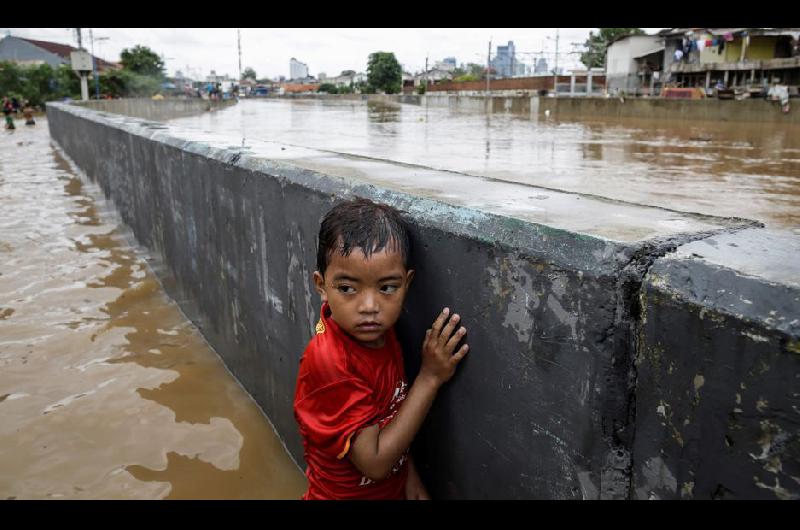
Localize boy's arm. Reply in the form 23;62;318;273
349;308;468;481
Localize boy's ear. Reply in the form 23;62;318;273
312;271;328;302
406;269;415;286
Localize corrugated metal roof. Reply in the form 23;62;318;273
659;28;800;38
633;46;666;59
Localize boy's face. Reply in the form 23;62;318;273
313;244;414;349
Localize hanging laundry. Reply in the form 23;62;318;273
705;39;713;47
674;49;684;61
698;40;706;51
724;32;734;42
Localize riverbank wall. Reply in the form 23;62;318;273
46;99;799;499
270;92;798;123
72;97;236;121
538;96;799;124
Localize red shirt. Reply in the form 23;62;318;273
294;302;409;500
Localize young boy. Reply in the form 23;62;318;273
293;197;470;500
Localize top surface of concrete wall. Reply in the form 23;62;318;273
647;228;800;336
667;228;800;288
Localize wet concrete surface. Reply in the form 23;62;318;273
168;99;800;231
0;121;306;499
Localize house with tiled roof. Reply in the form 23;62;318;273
0;35;120;72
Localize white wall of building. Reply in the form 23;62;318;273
606;35;662;92
290;58;309;80
606;35;661;75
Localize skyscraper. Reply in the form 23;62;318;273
290;57;309;80
491;41;516;78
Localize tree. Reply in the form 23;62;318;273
0;62;81;106
120;45;165;77
454;73;480;83
317;83;338;94
580;28;646;69
102;69;161;97
242;67;257;81
366;52;401;94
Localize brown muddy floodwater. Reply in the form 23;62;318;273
0;120;306;499
168;99;800;231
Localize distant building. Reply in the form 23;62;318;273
534;57;549;75
329;70;355;88
0;35;119;71
659;28;800;90
605;34;663;94
290;57;309;80
491;41;518;78
436;57;457;71
514;62;530;77
415;68;453;87
318;72;327;81
206;70;234;84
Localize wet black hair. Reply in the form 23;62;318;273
316;197;411;276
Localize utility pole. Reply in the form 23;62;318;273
425;54;428;89
73;28;88;101
554;28;560;93
237;29;242;81
486;38;492;94
90;29;98;100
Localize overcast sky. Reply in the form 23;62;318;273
3;28;662;80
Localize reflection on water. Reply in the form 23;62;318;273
367;100;402;123
0;122;306;499
169;99;800;229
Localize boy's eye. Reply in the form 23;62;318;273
380;285;399;293
337;285;355;294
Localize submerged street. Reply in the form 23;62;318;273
0;121;306;499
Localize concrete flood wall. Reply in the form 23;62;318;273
46;101;798;499
73;98;236;121
540;96;800;124
634;230;800;499
272;93;797;123
275;93;800;124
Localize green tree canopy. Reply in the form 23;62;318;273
454;73;480;83
120;45;165;77
242;67;257;80
317;82;338;94
0;61;81;106
580;28;646;68
366;52;401;94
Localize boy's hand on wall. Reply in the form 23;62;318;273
419;308;469;387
